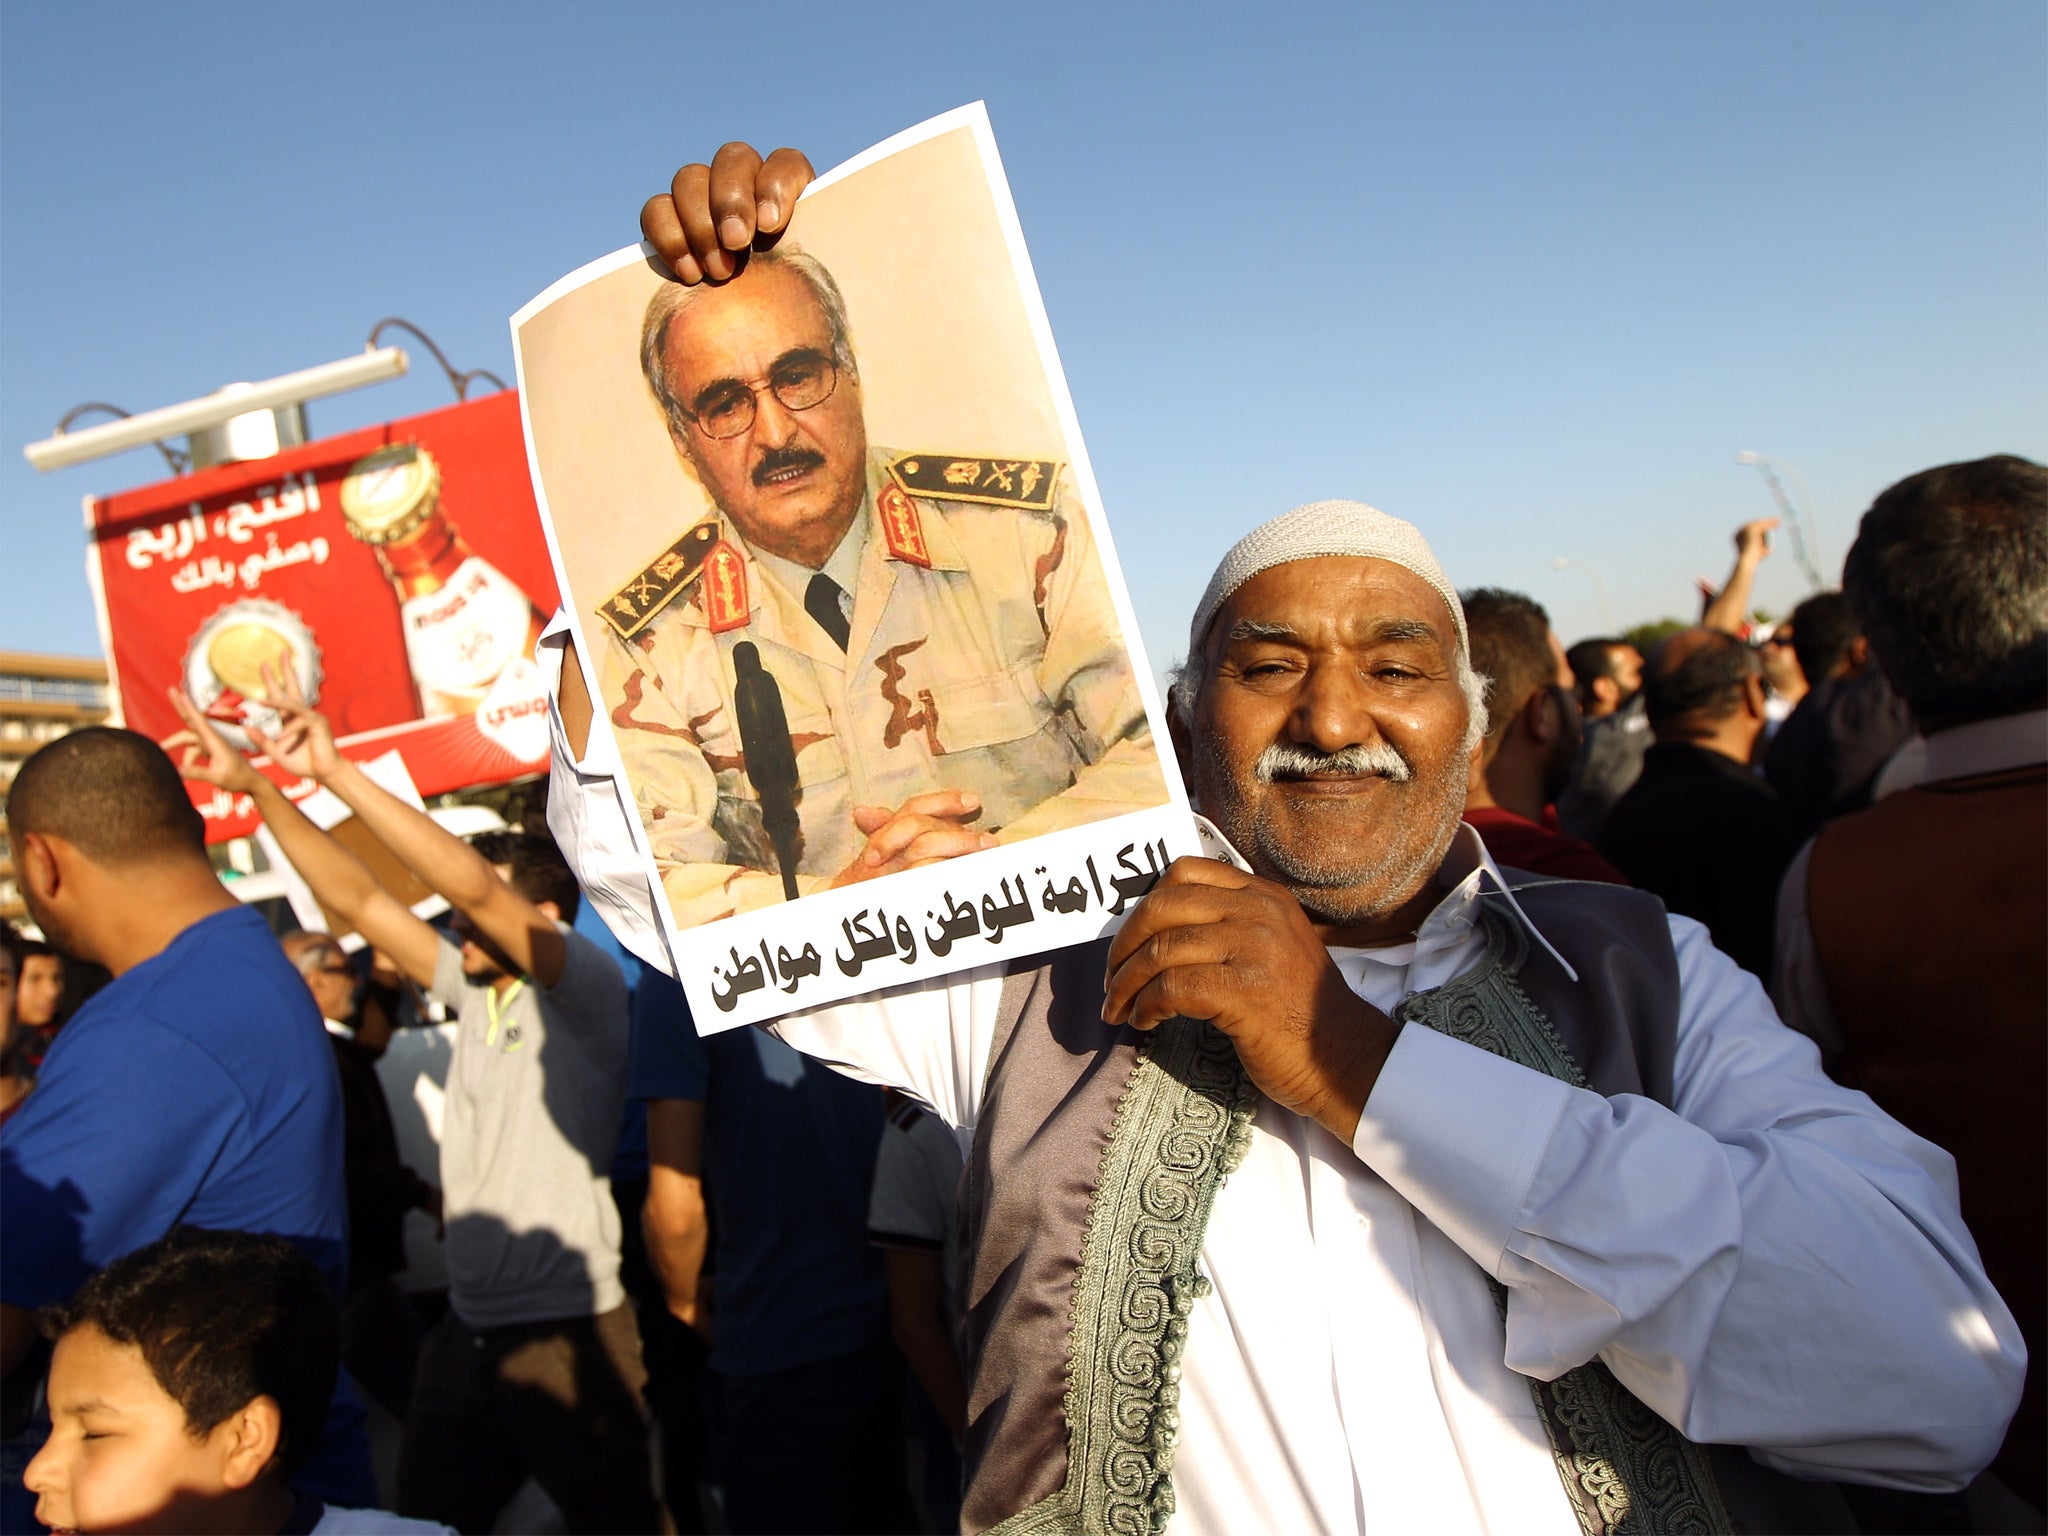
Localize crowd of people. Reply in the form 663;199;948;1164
0;143;2041;1536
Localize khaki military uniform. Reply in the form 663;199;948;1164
597;448;1166;929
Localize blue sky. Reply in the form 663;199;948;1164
3;1;2043;679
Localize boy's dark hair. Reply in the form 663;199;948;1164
1842;454;2048;731
4;933;53;967
468;829;581;921
38;1227;337;1477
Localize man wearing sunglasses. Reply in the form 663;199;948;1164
584;241;1167;933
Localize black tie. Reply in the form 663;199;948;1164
804;573;851;651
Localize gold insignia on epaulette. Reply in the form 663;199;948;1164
889;454;1061;512
598;521;721;640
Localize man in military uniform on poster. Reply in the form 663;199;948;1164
592;213;1165;929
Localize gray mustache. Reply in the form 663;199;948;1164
1255;740;1412;784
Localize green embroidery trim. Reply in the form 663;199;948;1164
986;1016;1255;1536
1538;1364;1734;1535
1395;904;1735;1536
1399;903;1588;1088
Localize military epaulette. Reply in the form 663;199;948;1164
598;520;721;640
888;453;1062;513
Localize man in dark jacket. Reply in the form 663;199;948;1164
1763;589;1916;836
282;931;437;1419
1597;629;1801;977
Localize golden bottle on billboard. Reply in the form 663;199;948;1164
340;443;547;718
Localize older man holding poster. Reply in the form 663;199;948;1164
545;137;2025;1535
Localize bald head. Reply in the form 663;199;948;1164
282;931;355;1025
281;931;343;974
6;728;207;868
1644;628;1761;735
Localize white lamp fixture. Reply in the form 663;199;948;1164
23;347;409;473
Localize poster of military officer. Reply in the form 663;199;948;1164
514;105;1189;1029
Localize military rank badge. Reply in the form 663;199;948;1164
701;539;752;633
878;484;933;568
890;453;1061;513
599;520;722;640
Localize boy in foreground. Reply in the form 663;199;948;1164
24;1226;449;1535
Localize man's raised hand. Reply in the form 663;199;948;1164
642;143;815;285
1733;516;1780;563
1102;858;1401;1144
830;790;999;888
163;688;265;795
245;660;342;781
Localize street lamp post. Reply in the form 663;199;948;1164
23;347;410;474
1734;451;1826;590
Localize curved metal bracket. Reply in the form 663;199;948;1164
54;402;189;476
366;319;510;403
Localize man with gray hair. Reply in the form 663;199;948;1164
543;152;2028;1535
560;428;2020;1536
583;241;1167;935
1773;453;2047;1522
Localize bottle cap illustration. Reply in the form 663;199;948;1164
340;443;442;545
180;598;324;749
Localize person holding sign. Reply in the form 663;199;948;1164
166;675;658;1536
547;144;2024;1536
593;228;1167;931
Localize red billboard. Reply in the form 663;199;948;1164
87;390;559;842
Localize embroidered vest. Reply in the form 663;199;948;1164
956;873;1856;1536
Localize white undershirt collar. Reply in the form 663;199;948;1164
1193;815;1579;983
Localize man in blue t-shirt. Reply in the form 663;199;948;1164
634;967;917;1534
0;728;372;1520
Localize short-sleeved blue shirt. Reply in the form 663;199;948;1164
1;904;371;1505
628;968;887;1377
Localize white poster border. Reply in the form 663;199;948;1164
511;103;1197;1031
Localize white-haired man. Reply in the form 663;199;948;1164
540;151;2025;1535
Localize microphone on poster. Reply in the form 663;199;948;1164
731;641;804;902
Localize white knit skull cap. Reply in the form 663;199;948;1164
1188;499;1468;663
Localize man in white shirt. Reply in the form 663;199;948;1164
541;151;2025;1535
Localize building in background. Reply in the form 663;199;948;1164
1;651;112;921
